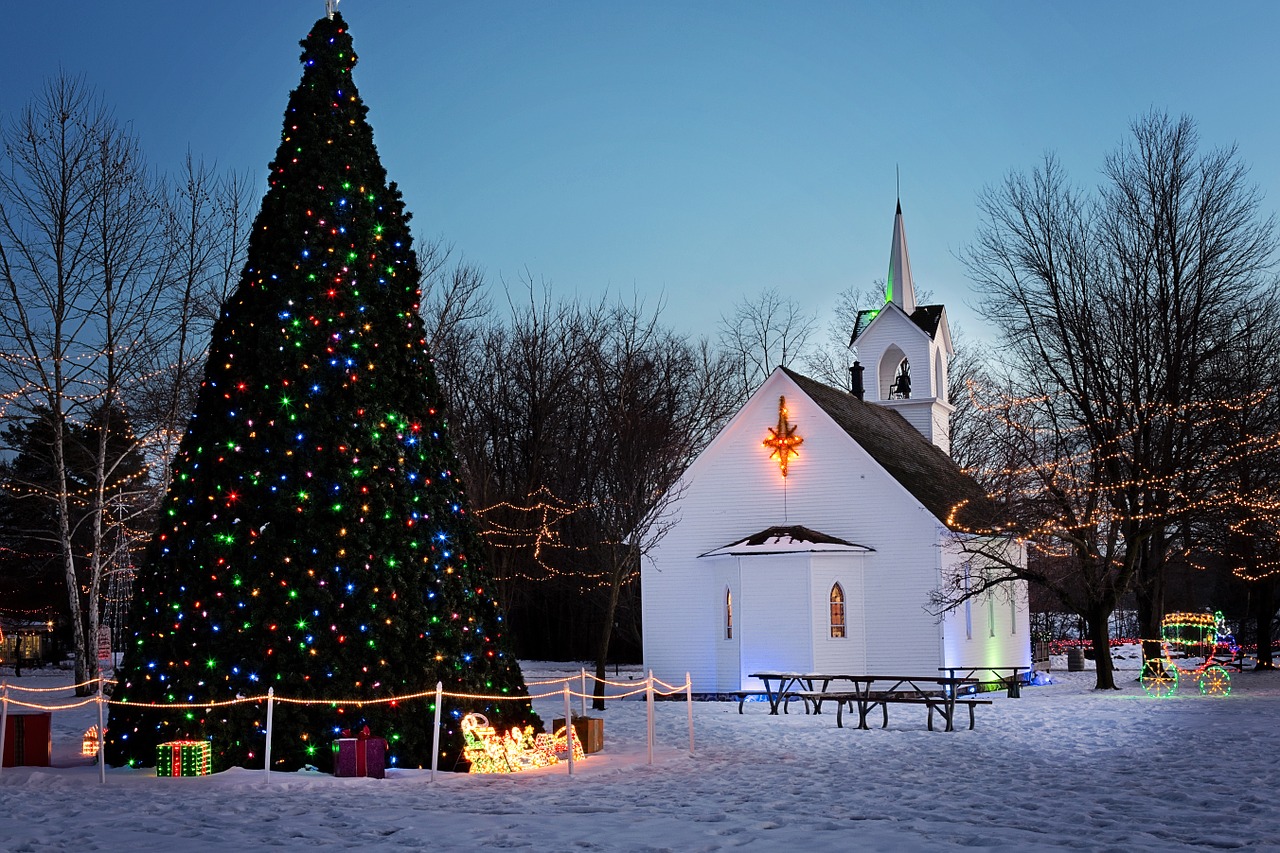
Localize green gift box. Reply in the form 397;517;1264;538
157;740;211;776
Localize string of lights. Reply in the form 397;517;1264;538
100;12;540;774
4;680;654;711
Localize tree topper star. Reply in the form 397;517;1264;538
763;395;803;477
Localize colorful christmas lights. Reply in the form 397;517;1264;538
106;11;536;774
460;712;560;773
156;740;211;776
1140;611;1235;698
82;725;101;758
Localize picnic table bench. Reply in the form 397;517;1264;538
828;692;993;730
747;672;982;731
940;666;1030;698
731;690;805;714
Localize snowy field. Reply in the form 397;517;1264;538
2;651;1279;851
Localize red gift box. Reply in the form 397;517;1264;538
333;726;387;779
3;712;52;767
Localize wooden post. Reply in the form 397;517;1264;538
646;670;655;765
686;672;694;756
564;684;574;777
97;676;106;784
430;681;442;782
264;687;275;783
0;682;8;781
580;667;588;717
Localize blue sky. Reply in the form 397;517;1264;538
8;2;1280;344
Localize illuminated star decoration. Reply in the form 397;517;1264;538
763;395;803;477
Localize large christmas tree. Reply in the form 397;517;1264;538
107;11;535;772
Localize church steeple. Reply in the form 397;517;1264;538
885;200;916;316
850;201;954;455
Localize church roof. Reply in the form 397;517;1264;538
850;303;945;345
779;366;1002;532
699;525;874;558
909;304;945;338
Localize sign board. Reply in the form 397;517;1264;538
97;625;112;663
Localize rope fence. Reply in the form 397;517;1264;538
0;668;695;785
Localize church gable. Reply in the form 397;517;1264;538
780;367;997;532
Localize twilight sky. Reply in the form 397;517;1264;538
7;1;1279;344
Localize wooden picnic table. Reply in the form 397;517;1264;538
940;666;1029;698
746;672;814;715
746;672;979;731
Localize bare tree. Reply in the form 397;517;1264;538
443;278;603;627
952;112;1278;689
718;287;815;401
1189;294;1280;667
0;75;170;688
132;157;253;468
578;299;737;707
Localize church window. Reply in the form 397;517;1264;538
725;588;733;640
830;583;846;639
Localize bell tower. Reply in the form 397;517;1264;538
849;202;955;455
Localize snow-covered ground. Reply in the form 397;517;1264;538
2;651;1278;851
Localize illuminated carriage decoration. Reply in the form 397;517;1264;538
1140;611;1239;698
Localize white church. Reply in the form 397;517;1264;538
641;204;1030;692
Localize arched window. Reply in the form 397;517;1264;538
877;345;909;400
934;348;947;401
830;583;846;639
725;588;733;640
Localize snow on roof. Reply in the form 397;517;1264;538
699;524;874;558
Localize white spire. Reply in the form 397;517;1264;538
885;200;916;315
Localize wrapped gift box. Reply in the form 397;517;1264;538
157;740;211;776
553;716;603;754
333;728;387;779
2;712;51;767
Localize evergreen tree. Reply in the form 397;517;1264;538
107;12;535;772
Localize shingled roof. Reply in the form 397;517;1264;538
780;366;1001;533
850;303;945;345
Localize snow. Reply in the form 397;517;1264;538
2;653;1279;851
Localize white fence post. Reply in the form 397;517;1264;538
430;681;442;782
564;684;574;777
0;682;8;781
97;676;106;784
646;670;655;766
264;687;275;783
686;672;694;756
580;667;588;717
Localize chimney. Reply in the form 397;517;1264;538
850;361;865;400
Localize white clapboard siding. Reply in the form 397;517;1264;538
642;368;1029;691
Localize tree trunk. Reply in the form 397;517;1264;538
1252;578;1277;670
1087;611;1119;690
592;569;624;712
51;424;91;691
1132;533;1166;676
